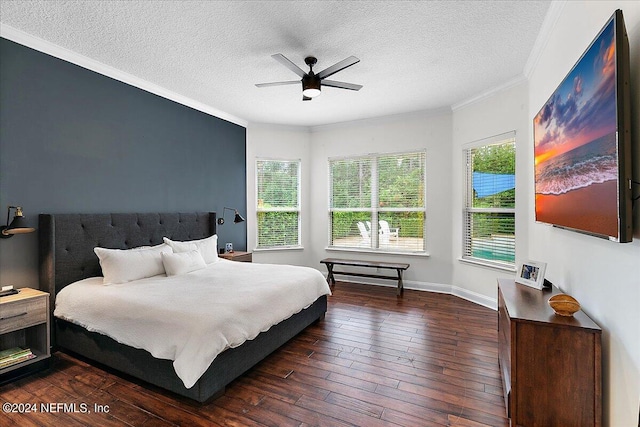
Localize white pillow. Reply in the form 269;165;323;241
163;235;219;264
94;243;172;285
161;250;207;276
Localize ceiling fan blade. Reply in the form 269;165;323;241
322;80;363;91
271;53;307;78
303;95;312;101
255;81;300;88
317;56;360;79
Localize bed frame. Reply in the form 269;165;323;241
38;212;327;402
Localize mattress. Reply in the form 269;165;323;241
54;259;331;388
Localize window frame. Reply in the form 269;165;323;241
328;150;427;254
255;158;302;250
462;132;516;270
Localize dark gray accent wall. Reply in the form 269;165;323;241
0;38;247;286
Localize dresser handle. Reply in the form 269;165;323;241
0;312;27;321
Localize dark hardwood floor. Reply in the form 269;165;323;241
0;282;508;426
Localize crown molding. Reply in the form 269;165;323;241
310;107;452;133
451;1;566;112
0;24;248;128
451;74;527;111
246;122;310;132
524;0;567;78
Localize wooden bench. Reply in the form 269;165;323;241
320;258;410;296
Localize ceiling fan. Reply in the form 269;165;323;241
256;54;363;101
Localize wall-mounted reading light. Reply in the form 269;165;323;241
0;206;36;238
217;207;245;225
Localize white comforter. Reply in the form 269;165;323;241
54;259;331;388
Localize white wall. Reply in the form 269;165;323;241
246;124;312;267
247;3;640;423
527;2;640;425
450;81;530;306
308;111;455;292
247;111;457;293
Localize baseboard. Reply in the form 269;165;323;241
333;275;497;310
449;285;497;310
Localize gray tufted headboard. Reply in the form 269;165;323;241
39;212;216;319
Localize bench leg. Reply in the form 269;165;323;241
325;263;336;286
396;269;404;296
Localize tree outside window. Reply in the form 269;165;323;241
256;159;300;248
329;151;426;252
463;135;516;267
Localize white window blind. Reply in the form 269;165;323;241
329;151;426;252
256;159;300;248
330;158;372;210
463;135;515;267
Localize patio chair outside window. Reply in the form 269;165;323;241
329;151;426;252
379;220;399;245
357;221;370;245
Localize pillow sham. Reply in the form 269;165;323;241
161;250;207;276
94;243;171;285
163;234;218;264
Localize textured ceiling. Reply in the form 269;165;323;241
0;1;552;127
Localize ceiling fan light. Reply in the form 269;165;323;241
302;87;321;98
302;73;321;98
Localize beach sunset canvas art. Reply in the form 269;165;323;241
533;12;630;241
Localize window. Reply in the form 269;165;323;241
329;151;426;252
256;159;300;248
463;134;515;268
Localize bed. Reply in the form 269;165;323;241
38;212;329;402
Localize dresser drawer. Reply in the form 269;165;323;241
0;296;47;334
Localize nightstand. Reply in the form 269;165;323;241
0;288;51;385
219;251;252;262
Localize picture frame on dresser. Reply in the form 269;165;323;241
515;260;547;290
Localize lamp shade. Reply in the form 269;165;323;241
6;215;35;234
0;206;36;238
233;211;246;223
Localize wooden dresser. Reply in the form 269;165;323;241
497;278;601;427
